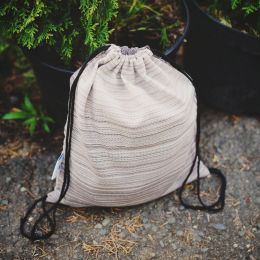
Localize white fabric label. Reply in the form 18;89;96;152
51;153;65;180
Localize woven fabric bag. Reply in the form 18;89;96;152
20;44;226;240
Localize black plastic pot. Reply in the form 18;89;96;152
184;0;260;114
23;0;190;127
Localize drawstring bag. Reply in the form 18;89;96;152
20;44;226;241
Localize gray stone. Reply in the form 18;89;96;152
119;231;127;239
198;231;204;236
176;230;183;236
255;176;260;186
201;248;209;253
171;243;177;250
192;231;202;242
142;217;148;223
20;187;27;192
168;217;176;224
254;197;260;205
102;217;111;226
131;233;139;239
1;199;8;205
51;234;59;239
238;230;245;237
99;229;108;235
151;225;158;232
149;252;156;258
209;223;226;231
94;223;102;229
179;206;185;211
5;177;11;184
159;240;165;248
144;223;151;229
255;231;260;241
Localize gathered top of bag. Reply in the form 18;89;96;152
20;44;226;241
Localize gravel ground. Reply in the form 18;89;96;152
0;107;259;260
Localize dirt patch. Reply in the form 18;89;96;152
0;106;259;259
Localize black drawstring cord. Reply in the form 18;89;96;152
20;45;110;241
178;104;226;212
151;47;226;212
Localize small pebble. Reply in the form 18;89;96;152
20;187;27;192
151;226;158;232
131;233;139;239
102;218;110;227
159;240;165;248
5;177;11;184
168;217;176;224
198;231;204;236
176;230;183;236
119;231;127;239
172;243;177;250
142;217;148;223
255;231;260;240
201;248;208;253
168;206;176;213
254;197;260;205
144;224;151;229
115;224;123;230
233;243;238;248
94;223;102;229
99;229;108;235
255;176;260;186
150;252;156;258
209;223;226;231
1;200;8;205
238;230;245;237
192;231;202;242
168;200;174;207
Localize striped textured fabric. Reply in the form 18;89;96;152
47;44;210;207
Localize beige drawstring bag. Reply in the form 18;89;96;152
20;44;226;240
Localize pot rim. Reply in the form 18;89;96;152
191;0;260;41
26;0;190;74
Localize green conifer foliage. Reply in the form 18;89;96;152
0;0;118;63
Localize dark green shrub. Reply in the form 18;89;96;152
1;95;54;135
207;0;260;36
0;0;118;63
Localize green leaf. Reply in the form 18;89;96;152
1;111;30;120
42;122;50;133
42;116;55;123
23;117;37;125
23;95;37;115
23;117;37;135
29;121;37;136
